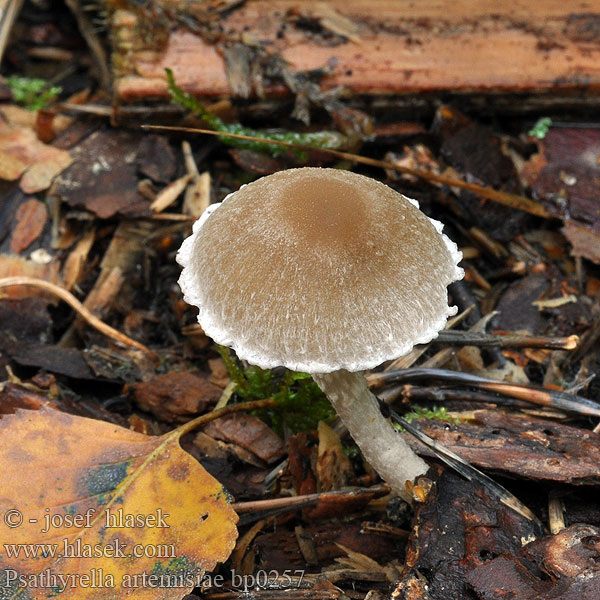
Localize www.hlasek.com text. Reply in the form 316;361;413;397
3;538;176;560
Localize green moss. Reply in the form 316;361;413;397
217;347;334;434
394;405;461;431
165;68;348;159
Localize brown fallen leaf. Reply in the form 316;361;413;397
10;198;48;253
0;407;238;599
0;121;72;192
203;412;285;464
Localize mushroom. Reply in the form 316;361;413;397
177;167;463;500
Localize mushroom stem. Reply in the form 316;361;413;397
312;369;428;501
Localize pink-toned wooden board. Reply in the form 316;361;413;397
112;0;600;101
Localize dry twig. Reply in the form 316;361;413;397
0;276;157;360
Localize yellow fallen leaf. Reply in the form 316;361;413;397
0;407;238;598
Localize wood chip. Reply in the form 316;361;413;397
183;171;211;218
61;228;95;291
150;173;192;212
533;295;578;310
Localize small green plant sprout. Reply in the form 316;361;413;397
528;117;552;140
217;346;334;435
165;68;348;159
5;75;61;111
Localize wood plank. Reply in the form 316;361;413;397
111;0;600;101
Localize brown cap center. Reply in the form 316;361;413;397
278;175;367;248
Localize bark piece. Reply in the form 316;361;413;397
407;410;600;485
391;470;544;600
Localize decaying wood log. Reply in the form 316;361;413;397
110;0;600;103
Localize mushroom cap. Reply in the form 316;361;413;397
177;167;463;373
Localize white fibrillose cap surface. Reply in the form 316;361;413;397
177;167;464;373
